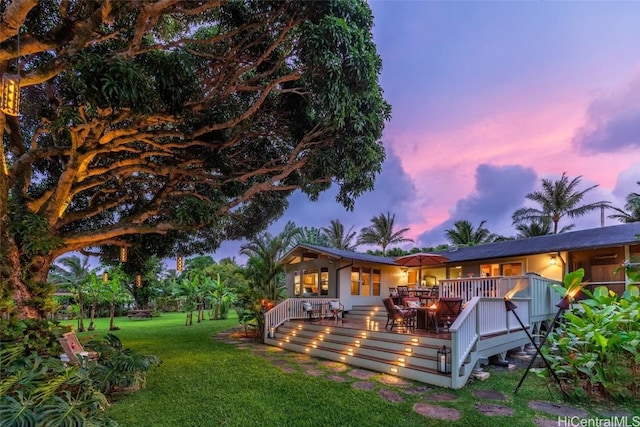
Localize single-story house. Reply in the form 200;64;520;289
280;222;640;310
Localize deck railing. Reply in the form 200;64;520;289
263;298;340;339
440;274;560;323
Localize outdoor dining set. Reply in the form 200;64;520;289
384;286;463;333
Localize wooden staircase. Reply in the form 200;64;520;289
264;305;475;388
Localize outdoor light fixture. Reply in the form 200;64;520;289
0;74;19;116
268;325;275;339
176;255;184;272
505;294;567;397
102;272;109;284
437;345;451;374
549;256;557;266
135;274;142;288
514;293;573;398
119;247;127;262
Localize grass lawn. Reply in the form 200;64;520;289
64;312;637;427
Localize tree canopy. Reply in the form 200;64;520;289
0;0;390;319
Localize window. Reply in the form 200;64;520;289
351;267;360;295
501;262;523;276
294;271;301;296
320;268;329;295
361;268;371;296
303;268;318;296
372;269;381;296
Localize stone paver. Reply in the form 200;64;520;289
320;361;348;372
280;366;297;373
352;381;376;391
378;374;411;387
533;418;560;427
428;393;457;402
474;403;515;417
472;389;508;401
402;386;432;395
528;401;589;418
304;368;324;377
327;374;347;382
379;389;405;403
413;403;461;421
347;369;377;380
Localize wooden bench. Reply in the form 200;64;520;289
127;309;153;319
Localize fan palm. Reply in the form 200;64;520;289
512;172;610;234
321;219;358;250
445;220;497;246
609;181;640;223
357;212;413;256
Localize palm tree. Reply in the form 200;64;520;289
49;256;92;332
609;181;640;223
321;219;358;250
515;218;554;238
240;222;301;335
240;221;300;301
357;212;414;256
295;226;331;247
445;220;496;246
512;172;610;234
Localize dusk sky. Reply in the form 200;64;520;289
215;1;640;262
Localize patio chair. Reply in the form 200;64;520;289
397;285;410;297
58;331;99;365
328;300;344;323
382;298;415;331
302;301;320;322
433;297;463;333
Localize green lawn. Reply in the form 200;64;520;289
65;313;636;427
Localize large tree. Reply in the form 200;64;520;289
0;0;390;319
357;211;413;256
512;173;609;234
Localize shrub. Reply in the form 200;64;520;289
542;281;640;401
0;322;161;426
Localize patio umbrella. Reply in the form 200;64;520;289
395;253;448;287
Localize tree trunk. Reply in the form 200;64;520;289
5;244;53;319
77;293;85;332
109;303;116;330
88;302;96;331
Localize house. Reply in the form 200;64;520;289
268;222;640;388
280;222;640;310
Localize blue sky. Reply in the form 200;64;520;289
214;1;640;263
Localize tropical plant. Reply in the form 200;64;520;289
2;0;390;321
444;220;497;246
86;334;162;395
205;274;238;321
541;279;640;400
48;256;92;332
321;219;358;250
240;222;301;335
512;172;610;234
172;275;202;326
357;212;413;256
103;267;133;331
295;227;331;247
609;181;640;223
84;272;108;331
515;218;553;238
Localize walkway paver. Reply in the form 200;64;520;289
413;403;461;421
